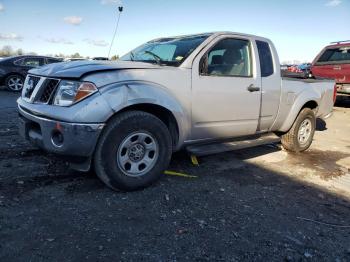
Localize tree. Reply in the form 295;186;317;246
1;45;13;57
16;48;23;55
71;52;82;58
111;55;119;61
55;53;66;58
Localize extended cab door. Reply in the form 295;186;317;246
191;35;261;140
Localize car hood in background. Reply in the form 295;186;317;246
29;60;162;79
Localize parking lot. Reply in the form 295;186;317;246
0;89;350;261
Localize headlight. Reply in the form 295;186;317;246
53;81;98;106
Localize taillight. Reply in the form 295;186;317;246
333;84;337;104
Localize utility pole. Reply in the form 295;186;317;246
107;5;123;60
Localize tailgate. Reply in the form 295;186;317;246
312;64;350;84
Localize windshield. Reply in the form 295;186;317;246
120;34;211;66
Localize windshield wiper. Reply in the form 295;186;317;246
144;51;162;65
130;51;135;61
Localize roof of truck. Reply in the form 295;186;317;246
150;31;270;42
327;43;350;48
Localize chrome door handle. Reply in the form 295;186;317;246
247;84;260;92
333;66;341;70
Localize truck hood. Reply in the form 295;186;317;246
29;60;162;79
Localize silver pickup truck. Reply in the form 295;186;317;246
17;32;335;191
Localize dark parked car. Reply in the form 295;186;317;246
0;55;63;92
92;57;109;61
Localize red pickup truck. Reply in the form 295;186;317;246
311;41;350;96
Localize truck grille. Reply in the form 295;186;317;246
24;76;41;99
36;79;60;103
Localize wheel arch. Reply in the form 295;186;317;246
117;103;180;149
100;82;188;150
279;99;319;133
4;72;26;80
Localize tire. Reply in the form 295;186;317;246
281;108;316;153
94;110;172;191
5;74;24;92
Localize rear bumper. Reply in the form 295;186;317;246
18;105;105;157
336;84;350;95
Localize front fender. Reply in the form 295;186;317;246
99;80;188;148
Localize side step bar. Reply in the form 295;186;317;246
186;133;281;157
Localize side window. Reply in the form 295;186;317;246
201;38;252;77
256;40;274;77
23;58;43;67
46;58;62;64
13;59;24;66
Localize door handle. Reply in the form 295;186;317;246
247;84;260;92
333;66;341;70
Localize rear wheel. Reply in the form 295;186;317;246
5;74;24;92
281;108;316;152
94;110;172;191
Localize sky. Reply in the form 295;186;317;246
0;0;349;63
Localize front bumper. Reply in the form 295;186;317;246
18;105;105;157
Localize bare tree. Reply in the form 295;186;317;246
0;45;14;57
16;48;24;55
111;55;119;61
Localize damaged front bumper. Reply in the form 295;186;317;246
18;105;105;170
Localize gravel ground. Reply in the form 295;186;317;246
0;89;350;262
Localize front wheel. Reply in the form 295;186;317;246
5;74;24;92
281;108;316;153
94;111;172;191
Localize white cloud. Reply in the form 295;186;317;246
325;0;342;6
0;33;23;41
63;16;83;25
0;3;4;12
101;0;122;5
45;38;74;45
84;39;109;47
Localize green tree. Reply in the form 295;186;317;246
71;52;82;58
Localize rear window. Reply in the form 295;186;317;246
316;47;350;65
256;40;274;77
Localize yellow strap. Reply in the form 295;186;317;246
190;155;199;166
164;170;198;178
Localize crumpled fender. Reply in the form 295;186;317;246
99;80;188;149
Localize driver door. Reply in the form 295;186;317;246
191;36;261;140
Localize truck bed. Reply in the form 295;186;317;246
282;76;334;84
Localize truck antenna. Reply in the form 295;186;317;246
107;5;123;60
